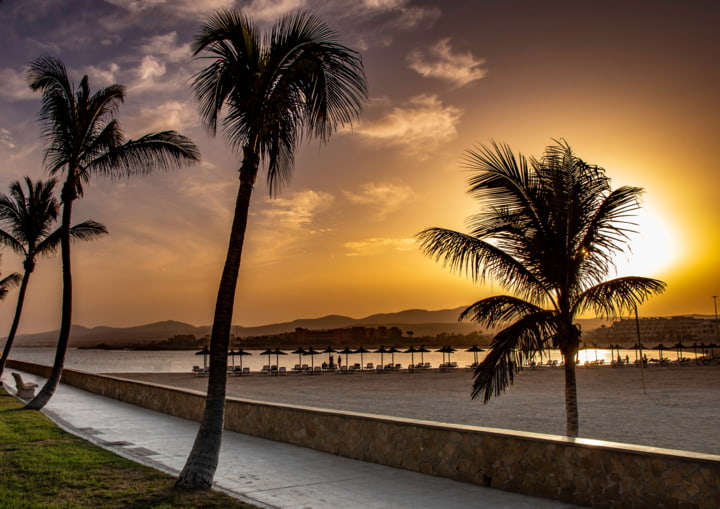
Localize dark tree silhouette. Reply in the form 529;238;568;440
176;9;367;488
24;56;199;410
0;177;107;379
418;140;666;437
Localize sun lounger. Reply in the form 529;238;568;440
278;366;287;375
366;362;374;370
242;367;250;375
12;372;38;399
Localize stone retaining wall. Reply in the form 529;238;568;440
9;360;720;508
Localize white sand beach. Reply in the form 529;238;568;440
117;365;720;456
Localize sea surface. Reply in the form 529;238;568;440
7;346;665;373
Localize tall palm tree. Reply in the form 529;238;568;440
176;9;366;488
0;177;108;380
24;56;199;410
417;140;666;437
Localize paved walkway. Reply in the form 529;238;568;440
2;370;580;509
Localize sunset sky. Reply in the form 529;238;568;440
0;1;718;335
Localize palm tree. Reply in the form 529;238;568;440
0;177;108;380
24;56;199;410
417;140;666;437
176;10;367;488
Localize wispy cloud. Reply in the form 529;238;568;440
0;129;16;150
344;237;415;256
260;189;334;229
407;38;487;87
83;63;121;87
139;32;192;63
134;100;197;132
245;0;308;21
354;94;462;154
0;68;34;100
247;189;336;265
343;181;416;219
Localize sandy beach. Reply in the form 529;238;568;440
116;365;720;456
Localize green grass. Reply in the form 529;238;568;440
0;388;257;508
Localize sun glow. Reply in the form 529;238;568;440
611;203;680;279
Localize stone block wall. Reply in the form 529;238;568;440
8;360;720;508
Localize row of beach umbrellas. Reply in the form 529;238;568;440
195;345;488;372
602;342;718;363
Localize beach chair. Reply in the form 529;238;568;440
269;365;278;375
279;366;287;375
12;372;37;399
242;367;250;375
261;365;270;374
293;364;302;372
366;362;374;370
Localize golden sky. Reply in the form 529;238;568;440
0;1;718;334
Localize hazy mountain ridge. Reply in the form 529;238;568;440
10;308;622;347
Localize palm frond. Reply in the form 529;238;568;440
0;272;22;299
471;310;557;402
87;131;200;178
416;227;547;303
573;276;667;317
460;295;545;329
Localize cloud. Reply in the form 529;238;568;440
344;237;415;257
343;181;416;219
134;100;197;133
354;94;462;154
0;68;34;100
0;129;16;149
83;63;120;86
105;0;234;15
246;190;335;265
260;189;334;229
139;32;192;63
245;0;308;21
407;38;487;87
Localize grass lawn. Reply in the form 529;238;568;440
0;388;258;508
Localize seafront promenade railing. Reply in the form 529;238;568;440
8;359;719;508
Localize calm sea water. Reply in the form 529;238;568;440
7;346;661;373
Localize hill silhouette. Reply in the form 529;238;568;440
9;307;613;347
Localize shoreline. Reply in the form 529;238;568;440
114;364;720;456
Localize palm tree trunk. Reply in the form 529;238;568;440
0;266;32;381
176;154;258;489
25;190;74;410
563;344;579;437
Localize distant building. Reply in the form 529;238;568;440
585;316;719;345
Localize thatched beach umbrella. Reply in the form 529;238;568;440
291;346;306;366
404;346;417;369
272;348;287;371
374;346;388;368
322;346;338;366
259;348;274;370
303;346;320;373
387;346;400;367
339;346;354;367
234;348;252;373
652;344;666;361
195;346;210;370
355;346;370;369
417;345;431;366
672;342;687;361
465;345;485;365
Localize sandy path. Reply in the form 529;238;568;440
115;365;720;456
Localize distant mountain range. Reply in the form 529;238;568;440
8;307;643;348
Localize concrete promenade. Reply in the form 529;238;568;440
1;370;579;509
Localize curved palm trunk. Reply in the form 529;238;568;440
0;266;33;381
176;153;258;489
25;191;74;410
